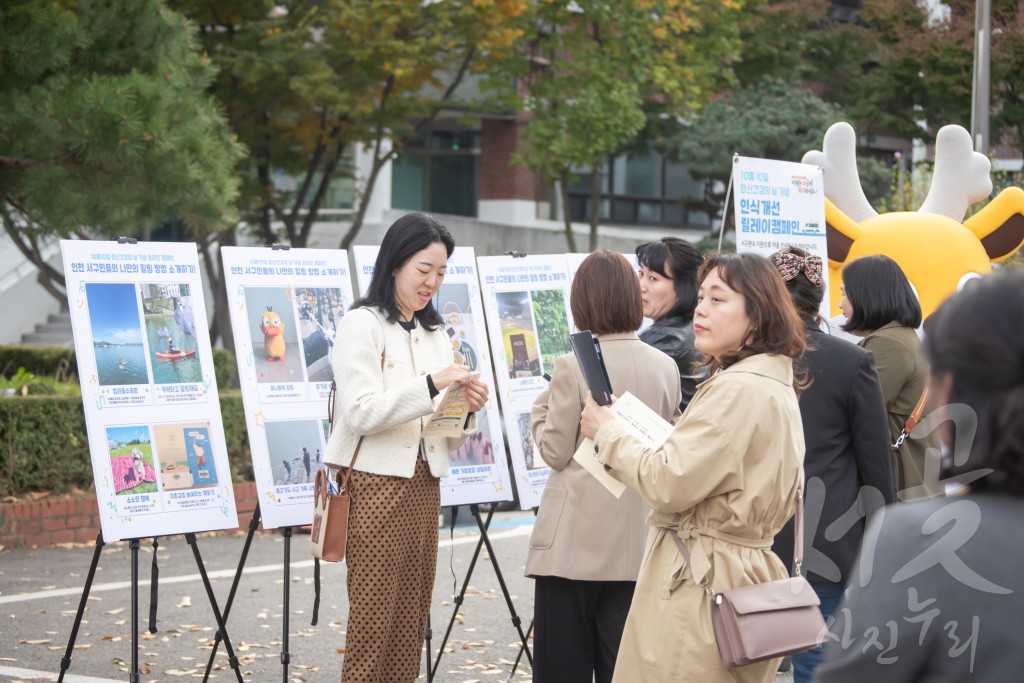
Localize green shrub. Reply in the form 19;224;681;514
0;391;253;497
0;346;78;381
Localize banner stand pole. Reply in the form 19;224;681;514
718;155;738;253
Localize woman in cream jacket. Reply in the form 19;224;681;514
324;213;487;683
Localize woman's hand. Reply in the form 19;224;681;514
463;376;489;412
431;363;471;391
580;394;615;440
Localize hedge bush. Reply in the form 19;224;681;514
0;345;239;390
0;391;252;497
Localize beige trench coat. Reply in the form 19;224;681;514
593;354;805;683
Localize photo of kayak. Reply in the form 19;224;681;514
154;349;197;360
140;283;204;384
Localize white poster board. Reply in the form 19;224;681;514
351;246;513;507
477;254;574;509
61;240;238;542
732;156;830;318
220;247;355;529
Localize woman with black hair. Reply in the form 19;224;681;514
323;213;488;682
635;237;705;412
841;254;937;498
815;268;1024;682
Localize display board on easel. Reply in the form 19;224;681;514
61;240;238;542
476;254;574;510
351;245;513;507
220;246;355;529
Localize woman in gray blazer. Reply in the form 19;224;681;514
526;250;681;683
815;269;1024;682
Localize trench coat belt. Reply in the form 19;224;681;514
659;525;773;595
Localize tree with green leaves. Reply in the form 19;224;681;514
0;0;243;309
173;0;529;249
492;0;743;251
857;0;1024;160
668;77;849;229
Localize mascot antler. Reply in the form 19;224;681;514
918;125;993;222
801;121;878;223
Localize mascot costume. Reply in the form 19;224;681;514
802;122;1024;318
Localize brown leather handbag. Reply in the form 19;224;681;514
671;487;827;668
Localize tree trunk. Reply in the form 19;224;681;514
201;229;236;356
558;170;578;252
588;161;602;252
340;141;389;249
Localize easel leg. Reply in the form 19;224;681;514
281;526;293;683
185;533;244;683
471;504;532;666
505;618;534;682
130;538;141;683
56;532;105;683
424;614;433;682
202;504;262;682
431;505;497;676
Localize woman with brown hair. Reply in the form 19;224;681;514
527;250;682;683
580;252;807;683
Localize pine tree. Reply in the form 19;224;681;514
0;0;244;301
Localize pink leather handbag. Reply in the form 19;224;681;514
671;487;827;668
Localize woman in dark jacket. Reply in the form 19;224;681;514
769;247;896;683
635;237;704;412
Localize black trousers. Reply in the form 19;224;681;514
532;575;636;683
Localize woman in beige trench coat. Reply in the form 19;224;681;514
581;252;807;683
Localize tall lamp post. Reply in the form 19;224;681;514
970;0;991;155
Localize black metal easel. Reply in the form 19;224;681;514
57;532;243;683
200;503;299;683
427;503;532;681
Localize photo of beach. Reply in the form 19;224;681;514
85;283;149;386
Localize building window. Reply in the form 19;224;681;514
567;152;708;228
392;123;480;217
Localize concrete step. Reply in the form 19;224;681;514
21;332;74;346
47;312;72;325
34;322;73;334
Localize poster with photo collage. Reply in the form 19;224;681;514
351;245;513;507
221;247;355;529
61;240;238;542
476;254;574;509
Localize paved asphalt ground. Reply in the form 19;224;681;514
0;510;794;682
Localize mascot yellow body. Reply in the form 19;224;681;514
803;123;1024;318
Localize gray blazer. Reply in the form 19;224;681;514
525;332;681;581
814;493;1024;682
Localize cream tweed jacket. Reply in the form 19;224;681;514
323;306;475;478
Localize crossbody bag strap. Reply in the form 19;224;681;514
893;383;929;450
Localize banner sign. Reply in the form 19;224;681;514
477;254;574;509
220;246;355;529
61;240;238;542
733;156;830;317
351;246;513;507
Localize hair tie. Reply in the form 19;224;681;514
770;251;823;286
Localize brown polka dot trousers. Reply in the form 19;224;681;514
342;457;439;683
